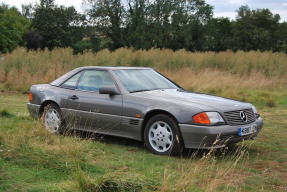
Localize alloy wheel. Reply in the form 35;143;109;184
148;121;173;152
44;108;61;133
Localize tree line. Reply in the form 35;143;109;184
0;0;287;54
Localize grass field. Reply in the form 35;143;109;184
0;48;287;191
0;93;286;191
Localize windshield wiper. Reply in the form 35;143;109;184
130;89;151;93
130;88;171;93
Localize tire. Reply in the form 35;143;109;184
42;103;65;134
144;114;183;156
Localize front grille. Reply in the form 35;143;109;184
224;108;256;126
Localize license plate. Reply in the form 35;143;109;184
238;124;257;136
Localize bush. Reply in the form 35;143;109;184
73;40;93;54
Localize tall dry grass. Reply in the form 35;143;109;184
0;110;251;191
0;47;286;92
164;68;283;91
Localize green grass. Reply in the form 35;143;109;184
0;94;286;192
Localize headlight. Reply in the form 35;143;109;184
192;112;225;125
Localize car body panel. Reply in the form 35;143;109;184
180;117;263;149
27;66;263;149
61;89;122;132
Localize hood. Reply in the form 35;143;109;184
131;89;252;112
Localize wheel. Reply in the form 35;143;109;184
144;114;183;155
42;103;64;134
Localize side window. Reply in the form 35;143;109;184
61;72;82;89
77;70;116;92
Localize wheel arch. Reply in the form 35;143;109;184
39;100;60;117
141;109;182;141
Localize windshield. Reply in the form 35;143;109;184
113;69;179;93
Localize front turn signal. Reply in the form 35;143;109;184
192;112;211;125
28;92;33;102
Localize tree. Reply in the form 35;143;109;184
2;0;286;53
87;0;213;51
24;30;43;50
88;0;126;50
232;6;280;51
32;0;86;49
167;0;213;51
126;0;151;49
0;4;30;53
204;17;232;51
274;22;287;52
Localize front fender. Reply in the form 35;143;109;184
142;104;202;124
122;94;202;124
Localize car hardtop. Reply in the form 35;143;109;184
76;66;152;70
50;66;153;86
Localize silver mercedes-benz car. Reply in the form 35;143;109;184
27;66;263;155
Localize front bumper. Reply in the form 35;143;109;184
179;117;263;149
27;103;41;119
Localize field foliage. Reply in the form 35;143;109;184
1;48;287;88
1;48;286;108
0;49;287;191
0;94;286;191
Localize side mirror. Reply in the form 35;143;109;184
99;87;119;95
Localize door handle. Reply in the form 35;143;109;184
68;95;79;100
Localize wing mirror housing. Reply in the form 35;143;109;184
99;87;120;95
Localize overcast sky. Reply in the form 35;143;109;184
1;0;287;22
206;0;287;21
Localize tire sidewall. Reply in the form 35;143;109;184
144;114;183;156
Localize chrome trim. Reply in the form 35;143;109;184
61;107;143;120
224;108;256;126
27;103;41;107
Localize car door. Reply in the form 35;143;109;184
58;71;84;128
64;69;123;134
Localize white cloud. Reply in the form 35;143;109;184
272;9;287;21
228;0;248;5
213;11;237;20
206;0;248;5
0;0;84;12
283;2;287;6
55;0;83;11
